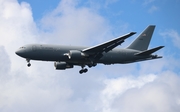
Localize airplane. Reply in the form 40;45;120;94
15;25;164;74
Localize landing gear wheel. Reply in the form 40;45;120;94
79;70;84;74
83;68;88;73
79;68;88;74
26;59;31;67
27;63;31;67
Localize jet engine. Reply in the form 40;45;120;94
65;50;88;60
54;62;73;70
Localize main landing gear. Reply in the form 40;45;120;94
26;59;31;67
79;68;88;74
79;65;88;74
79;63;97;74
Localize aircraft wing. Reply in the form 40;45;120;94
82;32;136;59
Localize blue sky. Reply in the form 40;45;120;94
18;0;180;29
0;0;180;112
17;0;180;45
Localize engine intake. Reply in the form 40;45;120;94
54;62;73;70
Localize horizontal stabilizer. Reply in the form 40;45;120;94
120;56;163;64
134;46;164;56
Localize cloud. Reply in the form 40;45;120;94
0;46;11;79
143;0;155;6
0;0;180;112
101;72;180;112
100;74;157;111
148;5;158;13
142;0;158;13
39;0;111;46
160;29;180;49
0;0;108;111
0;0;37;71
104;0;118;7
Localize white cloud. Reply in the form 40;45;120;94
0;46;11;83
142;0;158;13
0;0;108;111
39;0;111;46
160;29;180;49
143;0;155;6
100;74;157;112
101;72;180;112
104;0;118;7
148;5;158;13
0;0;180;112
0;0;37;71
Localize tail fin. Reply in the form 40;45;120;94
127;25;155;51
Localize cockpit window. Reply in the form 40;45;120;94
20;47;26;49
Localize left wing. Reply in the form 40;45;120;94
82;32;136;59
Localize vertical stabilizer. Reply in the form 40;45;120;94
127;25;155;51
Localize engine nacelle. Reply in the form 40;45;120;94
54;62;73;70
66;50;88;60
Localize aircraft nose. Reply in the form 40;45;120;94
15;49;23;56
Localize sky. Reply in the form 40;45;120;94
0;0;180;112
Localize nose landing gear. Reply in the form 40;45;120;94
26;59;31;67
27;63;31;67
79;65;88;74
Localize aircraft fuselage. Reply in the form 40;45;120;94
16;44;149;65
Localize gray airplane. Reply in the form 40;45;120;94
15;25;164;74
